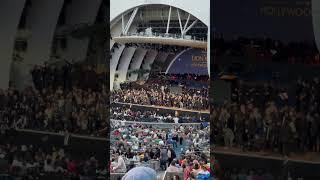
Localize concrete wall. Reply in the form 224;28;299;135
142;50;158;79
60;0;102;62
128;48;147;81
116;47;136;83
13;0;65;89
0;0;26;89
110;45;125;90
313;0;320;52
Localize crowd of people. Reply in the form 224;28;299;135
110;122;210;179
110;72;210;179
212;77;320;156
111;74;209;111
31;61;107;92
121;42;191;54
111;106;209;123
0;142;106;179
0;85;108;136
214;35;320;65
148;73;209;84
0;62;109;179
0;62;108;137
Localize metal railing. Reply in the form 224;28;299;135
123;32;207;42
111;102;210;114
16;128;107;141
110;119;209;128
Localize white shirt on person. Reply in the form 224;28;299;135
44;161;55;172
161;86;165;92
113;155;127;173
166;165;181;172
159;140;164;145
26;162;38;169
167;150;171;159
12;159;23;167
173;117;179;123
133;155;140;162
121;120;126;126
186;149;193;154
153;133;158;139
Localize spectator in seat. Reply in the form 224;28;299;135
160;146;168;170
166;160;181;173
196;162;210;180
223;127;235;148
112;153;126;173
190;163;201;180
